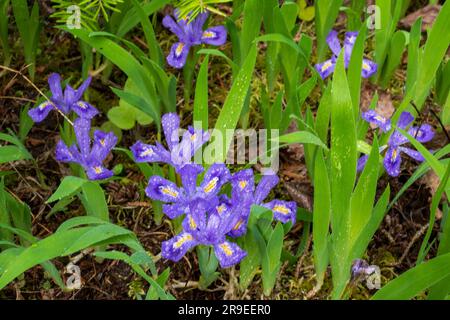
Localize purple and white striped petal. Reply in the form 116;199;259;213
162;113;181;151
361;110;391;132
264;199;297;224
55;140;77;163
163;203;188;219
399;147;424;162
179;163;203;196
383;147;402;177
28;101;53;123
167;42;191;69
361;58;377;78
130;141;162;163
408;124;434;143
326;30;342;56
254;173;279;205
91;130;117;162
357;154;369;172
48;73;64;104
85;163;114;180
146;176;183;203
71;101;99;119
397;112;415;129
213;241;247;268
73;118;92;158
200;163;230;197
201;26;227;46
315;59;336;79
162;15;185;40
74;76;92;101
162;232;197;262
343;31;358;67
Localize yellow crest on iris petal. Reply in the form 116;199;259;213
204;177;219;193
220;243;233;256
273;205;290;215
174;234;193;248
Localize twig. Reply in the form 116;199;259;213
396;223;430;266
0;96;37;103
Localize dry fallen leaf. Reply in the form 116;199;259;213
400;5;441;31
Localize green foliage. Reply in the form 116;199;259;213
175;0;232;21
10;0;41;80
51;0;124;31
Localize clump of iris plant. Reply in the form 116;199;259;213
131;113;297;267
28;73;98;122
358;110;434;177
315;30;377;79
163;10;227;68
56;118;117;180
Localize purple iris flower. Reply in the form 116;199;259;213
361;110;392;132
228;169;297;237
351;259;377;280
131;113;210;172
315;30;377;79
358;111;434;177
162;10;227;68
161;199;247;268
28;73;98;123
55;118;117;180
145;163;230;219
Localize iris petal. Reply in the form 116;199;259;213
162;232;197;262
201;26;227;46
383;147;402;177
167;42;190;69
315;59;336;79
264;199;297;224
214;241;247;268
28;101;53;123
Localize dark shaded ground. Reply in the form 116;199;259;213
0;1;447;300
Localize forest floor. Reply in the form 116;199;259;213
0;0;447;300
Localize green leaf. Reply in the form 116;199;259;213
417;162;450;264
298;0;315;21
312;150;331;289
194;55;209;131
46;176;87;203
414;0;450;109
211;45;257;163
262;223;284;296
240;0;263;61
329;52;357;299
372;252;450;300
278;131;328;150
315;0;344;60
239;228;261;291
79;181;110;221
0;223;139;290
349;137;380;242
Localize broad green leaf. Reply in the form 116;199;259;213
239;228;261;291
329;52;357;299
211;45;257;163
414;0;450;109
79;181;110;221
372;252;450;300
349;137;380;242
193;55;209;130
312;150;331;289
46;176;87;203
278;131;328;150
